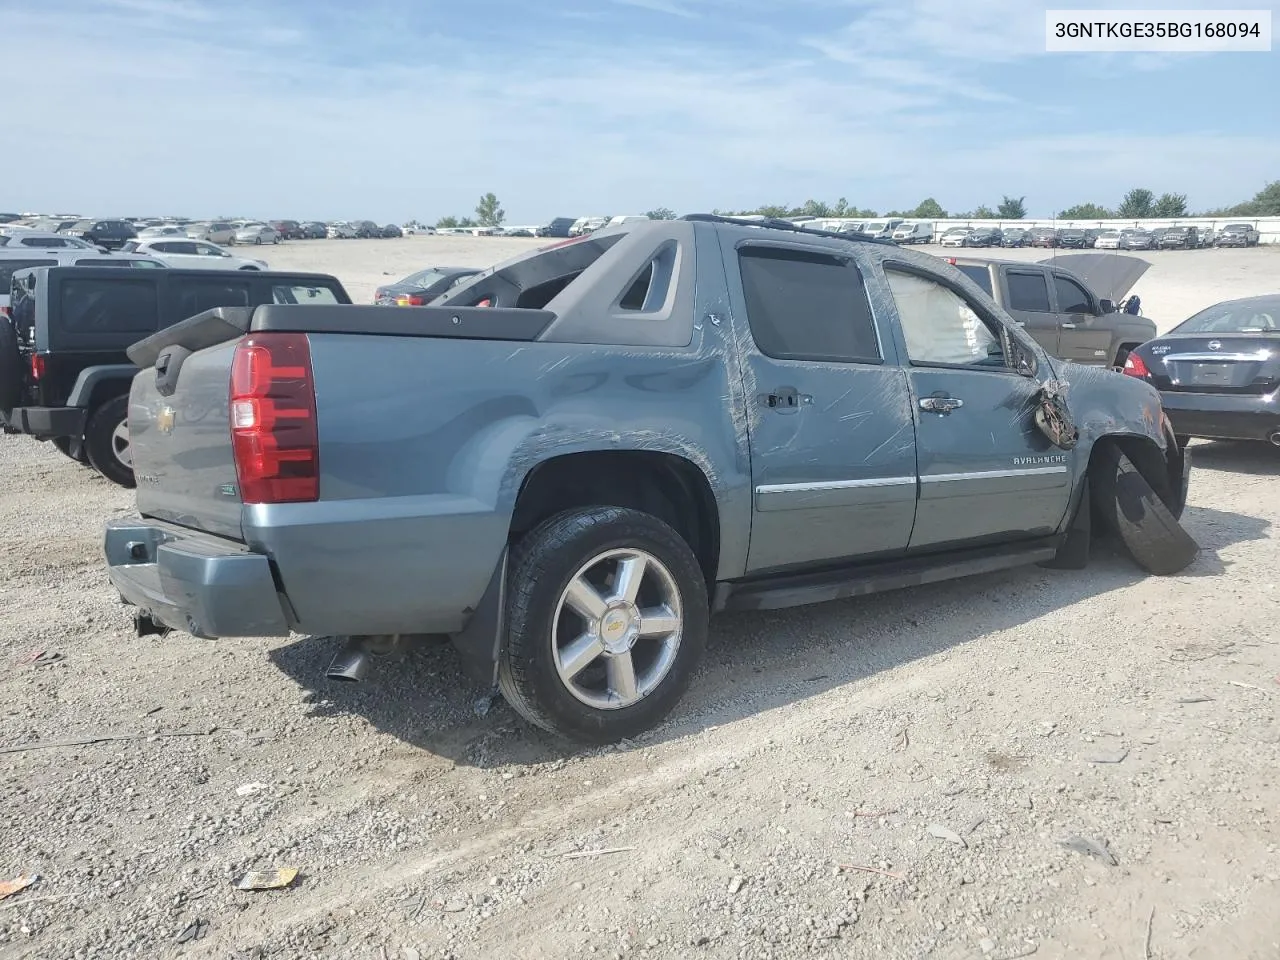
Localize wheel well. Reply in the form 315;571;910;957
85;381;130;416
510;451;720;587
1113;342;1141;365
1089;433;1180;510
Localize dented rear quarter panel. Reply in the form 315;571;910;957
246;224;754;636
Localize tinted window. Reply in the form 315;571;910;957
737;247;881;363
884;267;1002;367
1006;272;1051;312
175;279;250;317
272;283;341;305
74;258;133;268
60;278;160;333
956;264;993;295
22;237;71;248
0;259;56;288
1053;276;1092;314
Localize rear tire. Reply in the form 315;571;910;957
498;506;708;744
83;395;136;488
51;436;89;465
1091;445;1197;575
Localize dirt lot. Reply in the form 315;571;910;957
1;239;1278;960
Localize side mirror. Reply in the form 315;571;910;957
1099;298;1116;314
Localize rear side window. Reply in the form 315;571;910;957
60;278;160;333
1006;272;1051;312
737;247;881;363
1;259;56;289
175;279;251;317
272;283;341;304
955;264;993;295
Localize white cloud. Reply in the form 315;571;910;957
3;0;1273;221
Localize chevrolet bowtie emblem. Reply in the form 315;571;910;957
1208;341;1222;350
157;405;176;434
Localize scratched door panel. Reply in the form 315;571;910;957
717;238;919;575
908;367;1074;549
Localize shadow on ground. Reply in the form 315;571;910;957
267;502;1269;771
1186;439;1280;476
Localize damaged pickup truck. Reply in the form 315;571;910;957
104;216;1195;744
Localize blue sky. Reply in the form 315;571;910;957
4;0;1278;222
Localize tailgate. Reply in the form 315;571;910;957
127;307;250;539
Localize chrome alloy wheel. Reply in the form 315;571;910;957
110;420;132;468
552;548;683;710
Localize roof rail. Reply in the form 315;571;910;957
680;212;895;246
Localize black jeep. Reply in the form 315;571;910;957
1;266;349;486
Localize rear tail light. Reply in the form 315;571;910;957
945;257;957;265
1123;353;1150;378
395;294;425;306
229;333;319;503
30;354;45;379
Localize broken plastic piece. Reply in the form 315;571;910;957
235;868;299;891
0;875;39;901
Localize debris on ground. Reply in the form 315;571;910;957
0;875;39;901
235;782;269;797
235;868;300;891
176;919;209;943
1085;747;1130;764
928;824;967;847
1057;835;1118;866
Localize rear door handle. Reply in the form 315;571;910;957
1061;322;1076;329
919;396;963;414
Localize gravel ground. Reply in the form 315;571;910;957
1;240;1278;960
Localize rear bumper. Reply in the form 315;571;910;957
104;518;291;639
1160;390;1279;442
1;405;86;439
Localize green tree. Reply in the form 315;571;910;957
645;207;676;220
832;197;850;217
971;205;997;219
1117;188;1154;218
997;195;1027;219
757;204;790;218
436;216;460;228
800;199;833;218
1216;179;1280;217
913;197;947;218
474;192;505;227
1152;192;1188;218
1057;203;1112;220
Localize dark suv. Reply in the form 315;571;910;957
1057;228;1088;249
535;217;577;238
64;220;138;250
1159;226;1199;249
0;266;350;485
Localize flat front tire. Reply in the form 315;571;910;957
83;396;135;488
498;506;708;744
1091;445;1196;575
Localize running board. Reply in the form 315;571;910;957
716;539;1060;613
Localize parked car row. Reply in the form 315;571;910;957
934;223;1262;250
